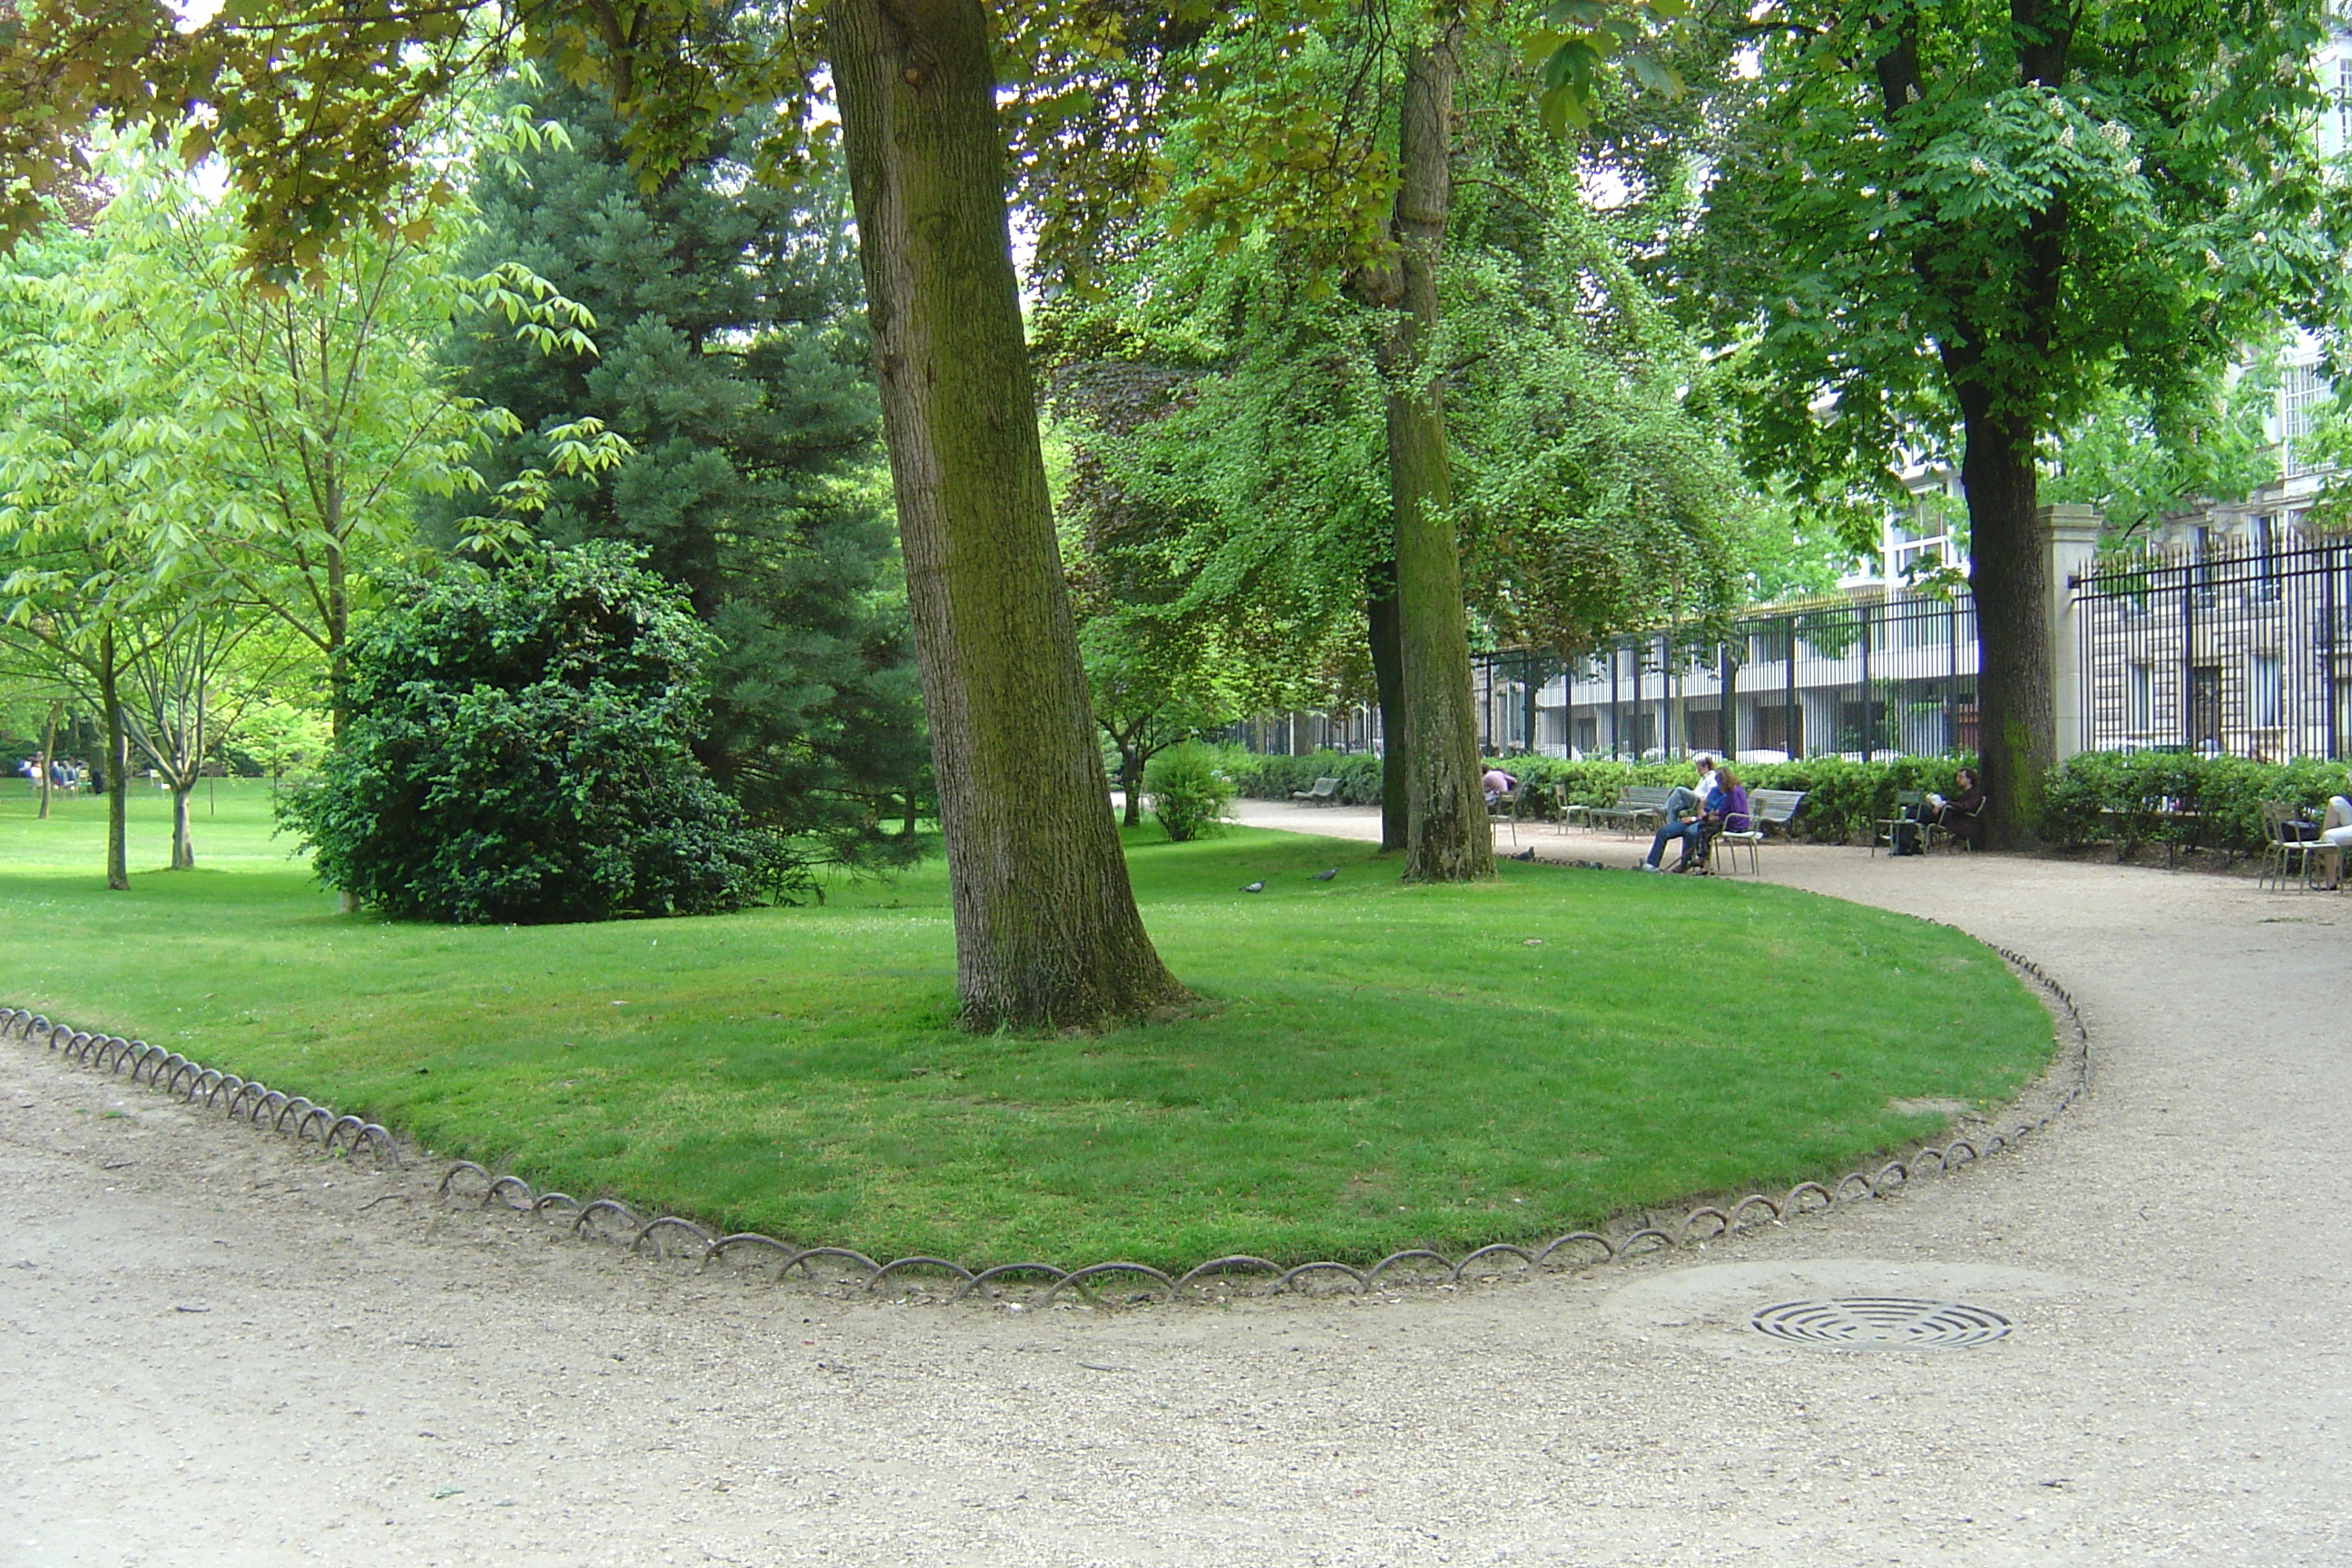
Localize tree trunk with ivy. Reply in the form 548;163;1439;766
828;0;1187;1028
1379;26;1490;884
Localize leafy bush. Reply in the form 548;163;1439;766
1221;748;1973;844
1217;749;1387;806
1145;742;1235;842
279;544;808;923
2041;750;2348;856
1226;744;2352;853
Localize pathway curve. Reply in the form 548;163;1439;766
5;808;2347;1566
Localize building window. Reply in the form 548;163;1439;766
2128;663;2153;734
2251;653;2283;730
2282;364;2328;477
2339;57;2352;153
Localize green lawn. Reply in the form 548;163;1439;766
0;781;2053;1268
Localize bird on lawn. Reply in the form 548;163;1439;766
1240;879;1266;893
1509;847;1537;863
1311;867;1338;882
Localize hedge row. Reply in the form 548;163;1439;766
1221;746;2351;855
1219;748;1973;845
2040;750;2348;858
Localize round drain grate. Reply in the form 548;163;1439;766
1750;1297;2012;1349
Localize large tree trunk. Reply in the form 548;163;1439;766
828;0;1186;1030
1383;28;1490;884
98;625;128;891
1365;561;1406;853
1957;399;2050;849
35;700;57;819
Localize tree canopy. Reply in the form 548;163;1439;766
1681;0;2351;839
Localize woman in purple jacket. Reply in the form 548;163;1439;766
1679;769;1750;873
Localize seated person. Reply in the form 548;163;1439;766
2317;768;2352;889
1681;769;1751;872
1926;767;1986;850
1642;761;1740;871
1481;768;1518;808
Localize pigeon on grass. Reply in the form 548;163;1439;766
1240;880;1266;893
1508;847;1537;862
1311;867;1338;882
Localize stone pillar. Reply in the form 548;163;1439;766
2045;503;2103;761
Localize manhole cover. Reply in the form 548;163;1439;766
1750;1298;2012;1349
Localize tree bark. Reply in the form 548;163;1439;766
828;0;1187;1030
1119;740;1143;828
35;700;57;819
327;495;360;912
98;624;128;890
1382;26;1490;884
170;782;195;869
1956;397;2050;848
1365;560;1406;852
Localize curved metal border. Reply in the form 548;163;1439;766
10;946;2092;1311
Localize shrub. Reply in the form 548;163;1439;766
1223;748;1980;844
279;544;809;923
1145;742;1235;842
1225;740;2350;852
2042;750;2347;856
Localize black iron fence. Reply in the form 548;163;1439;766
1230;537;2352;765
2073;534;2352;761
1469;593;1981;761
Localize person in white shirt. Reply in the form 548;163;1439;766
2317;769;2352;889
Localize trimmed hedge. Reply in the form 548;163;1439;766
2040;750;2348;858
1221;748;1972;846
1226;745;2352;855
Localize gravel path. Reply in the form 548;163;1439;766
5;808;2347;1566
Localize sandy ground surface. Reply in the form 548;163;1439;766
5;805;2349;1567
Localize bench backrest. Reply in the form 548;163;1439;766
1617;786;1674;808
1312;777;1339;793
1750;789;1806;826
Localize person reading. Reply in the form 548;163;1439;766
1925;767;1985;851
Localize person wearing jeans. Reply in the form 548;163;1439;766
1640;758;1719;871
1677;769;1751;872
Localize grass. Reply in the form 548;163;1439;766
0;781;2054;1269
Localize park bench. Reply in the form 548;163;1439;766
1711;789;1805;876
1291;776;1342;805
1588;785;1674;836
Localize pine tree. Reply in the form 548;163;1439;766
442;81;928;859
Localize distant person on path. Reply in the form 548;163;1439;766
1927;767;1986;851
1639;757;1718;871
1482;768;1517;808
